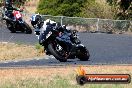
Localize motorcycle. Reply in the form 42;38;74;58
35;24;90;62
2;10;32;34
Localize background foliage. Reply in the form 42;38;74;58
107;0;132;20
37;0;132;20
37;0;87;17
0;0;132;20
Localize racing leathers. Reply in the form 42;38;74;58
3;4;20;21
38;19;73;52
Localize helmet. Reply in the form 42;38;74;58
30;14;43;28
5;0;12;6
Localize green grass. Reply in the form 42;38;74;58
35;43;43;50
0;75;131;88
15;41;25;45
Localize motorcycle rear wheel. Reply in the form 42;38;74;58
6;22;16;33
77;47;90;61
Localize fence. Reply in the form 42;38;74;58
0;6;132;34
22;13;132;33
40;15;132;34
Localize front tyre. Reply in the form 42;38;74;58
23;22;32;34
48;43;67;62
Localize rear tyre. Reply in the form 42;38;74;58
77;47;90;61
48;43;67;62
23;22;32;34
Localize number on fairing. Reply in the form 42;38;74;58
16;13;21;18
14;11;22;19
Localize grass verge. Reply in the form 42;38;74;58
0;42;44;61
0;66;131;88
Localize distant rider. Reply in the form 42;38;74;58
3;0;21;20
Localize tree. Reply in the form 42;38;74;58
107;0;132;20
37;0;87;17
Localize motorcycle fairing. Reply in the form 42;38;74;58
13;10;22;20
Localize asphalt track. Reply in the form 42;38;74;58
0;25;132;67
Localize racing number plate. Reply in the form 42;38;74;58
13;11;22;19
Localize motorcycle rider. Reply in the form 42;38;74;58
3;0;22;21
30;14;44;29
30;14;74;53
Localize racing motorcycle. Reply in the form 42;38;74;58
3;10;32;34
35;24;90;62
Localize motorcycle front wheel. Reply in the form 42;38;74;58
23;22;32;34
48;43;69;62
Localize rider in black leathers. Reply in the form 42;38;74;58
3;0;20;20
30;14;73;52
